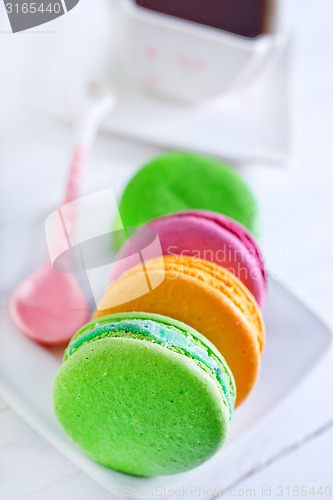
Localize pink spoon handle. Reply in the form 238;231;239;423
64;145;88;205
49;91;115;263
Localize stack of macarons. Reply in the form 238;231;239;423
53;152;267;477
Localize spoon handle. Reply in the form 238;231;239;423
64;92;115;205
48;87;116;267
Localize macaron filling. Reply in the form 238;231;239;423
65;316;235;418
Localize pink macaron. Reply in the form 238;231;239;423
111;210;267;307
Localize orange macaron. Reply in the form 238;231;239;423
94;255;265;406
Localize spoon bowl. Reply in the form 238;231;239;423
10;262;90;345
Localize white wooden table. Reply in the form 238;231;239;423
1;0;333;498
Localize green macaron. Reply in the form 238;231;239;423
53;312;236;477
114;152;259;250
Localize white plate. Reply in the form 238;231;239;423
0;215;331;499
100;39;292;167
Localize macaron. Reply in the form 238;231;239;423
53;312;236;477
111;210;267;308
94;255;265;406
114;152;260;250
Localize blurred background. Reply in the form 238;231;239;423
1;0;333;498
1;0;332;313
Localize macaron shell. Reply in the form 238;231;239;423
109;256;264;351
94;257;264;406
54;337;228;476
183;210;264;264
111;210;266;307
179;210;266;292
114;152;260;251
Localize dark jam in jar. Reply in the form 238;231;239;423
134;0;270;39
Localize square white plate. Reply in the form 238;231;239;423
0;214;331;499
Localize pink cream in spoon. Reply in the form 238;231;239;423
10;88;115;345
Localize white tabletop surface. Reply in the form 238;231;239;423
1;0;333;498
